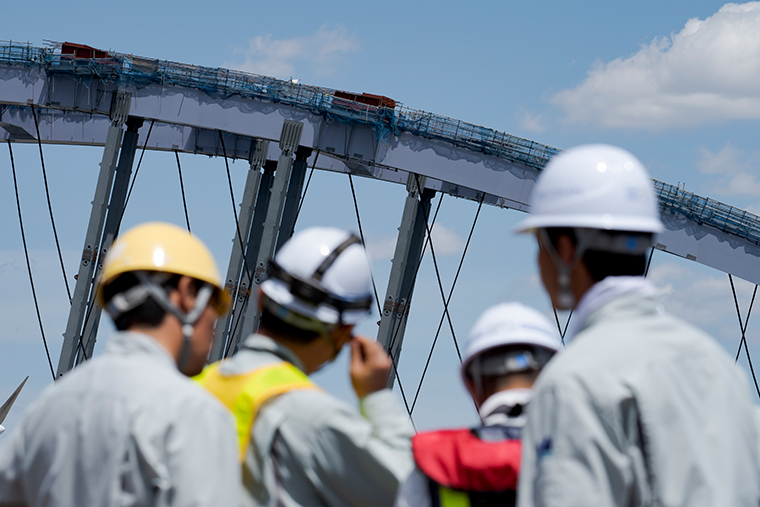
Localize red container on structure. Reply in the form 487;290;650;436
61;42;109;59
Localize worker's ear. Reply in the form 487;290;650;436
174;276;198;313
555;234;576;265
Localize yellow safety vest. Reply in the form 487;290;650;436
195;361;316;461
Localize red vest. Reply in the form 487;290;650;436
412;428;521;492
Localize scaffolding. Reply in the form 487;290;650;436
2;41;760;248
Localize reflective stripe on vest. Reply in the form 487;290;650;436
437;486;470;507
432;484;516;507
195;361;316;461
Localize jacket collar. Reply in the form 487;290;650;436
571;276;659;339
239;334;308;373
104;331;179;370
479;388;532;427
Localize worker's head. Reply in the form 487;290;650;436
514;144;663;309
98;222;229;376
461;303;561;406
258;227;373;373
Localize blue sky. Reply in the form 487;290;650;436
2;1;760;431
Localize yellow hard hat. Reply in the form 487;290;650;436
98;222;229;314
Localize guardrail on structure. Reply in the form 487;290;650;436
0;41;559;171
2;41;759;247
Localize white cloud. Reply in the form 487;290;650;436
696;143;760;197
363;224;466;262
428;224;466;256
364;237;397;262
553;2;760;129
519;111;547;133
226;25;359;79
647;260;754;340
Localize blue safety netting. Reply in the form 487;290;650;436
2;41;759;246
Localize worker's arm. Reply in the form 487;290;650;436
271;336;414;507
518;381;634;507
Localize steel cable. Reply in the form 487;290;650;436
219;132;257;357
347;173;382;316
411;195;483;414
31;105;72;302
644;247;655;277
729;274;760;398
551;306;573;347
8;141;56;380
344;172;415;427
175;150;191;233
293;151;319;225
413;175;463;362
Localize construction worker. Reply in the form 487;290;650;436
196;226;414;507
395;302;561;507
0;222;239;507
514;144;760;506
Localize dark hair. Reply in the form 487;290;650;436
258;305;322;343
102;272;201;331
545;227;649;282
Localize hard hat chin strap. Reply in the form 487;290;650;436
538;229;595;309
107;271;214;373
539;228;654;309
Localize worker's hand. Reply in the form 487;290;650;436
349;335;392;399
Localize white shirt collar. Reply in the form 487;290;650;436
479;388;533;426
570;276;657;339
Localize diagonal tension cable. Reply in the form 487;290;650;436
729;274;760;398
31;105;71;303
347;173;381;316
345;172;417;424
551;306;573;347
115;119;154;237
175;150;191;233
644;247;655;277
8;141;56;380
219;131;258;357
414;175;463;362
293;150;319;225
412;195;483;413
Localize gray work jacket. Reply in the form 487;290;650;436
0;331;240;507
518;289;760;506
219;334;414;507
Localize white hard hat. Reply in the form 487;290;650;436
261;227;373;326
514;144;663;234
461;302;561;383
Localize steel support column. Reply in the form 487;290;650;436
209;140;269;362
77;116;145;363
377;174;434;388
276;146;312;252
57;92;132;377
233;120;304;352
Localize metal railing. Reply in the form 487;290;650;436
653;180;760;246
2;41;759;246
0;41;558;170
